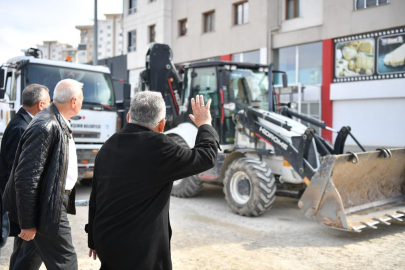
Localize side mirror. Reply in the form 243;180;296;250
0;89;5;100
282;73;288;88
0;69;4;89
123;83;131;100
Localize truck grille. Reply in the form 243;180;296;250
77;149;98;165
73;131;100;139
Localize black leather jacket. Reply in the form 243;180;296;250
3;104;76;238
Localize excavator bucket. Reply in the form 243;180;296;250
299;148;405;232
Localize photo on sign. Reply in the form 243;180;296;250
335;38;375;78
377;33;405;74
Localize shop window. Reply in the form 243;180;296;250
298;42;322;84
355;0;388;10
128;30;136;52
203;11;215;33
275;46;297;84
234;1;249;25
286;0;300;20
179;19;187;36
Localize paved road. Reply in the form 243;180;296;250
1;183;405;269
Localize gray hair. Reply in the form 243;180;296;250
22;84;49;107
129;91;166;129
53;79;83;104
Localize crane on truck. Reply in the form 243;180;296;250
140;43;405;232
0;48;130;184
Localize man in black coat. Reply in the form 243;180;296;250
3;79;83;270
0;84;50;269
88;92;219;269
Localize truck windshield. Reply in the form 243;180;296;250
229;69;268;109
24;64;115;107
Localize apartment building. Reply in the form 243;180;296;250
37;41;78;62
76;13;124;64
122;0;405;147
123;0;172;90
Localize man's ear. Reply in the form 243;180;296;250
37;101;43;111
158;119;166;133
126;112;130;122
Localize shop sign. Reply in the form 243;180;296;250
333;27;405;83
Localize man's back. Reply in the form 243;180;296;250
89;122;219;270
0;108;31;194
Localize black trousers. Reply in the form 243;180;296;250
10;194;77;270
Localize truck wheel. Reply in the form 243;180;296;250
80;178;92;187
170;135;203;198
223;158;276;216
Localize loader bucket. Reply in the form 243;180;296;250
298;148;405;232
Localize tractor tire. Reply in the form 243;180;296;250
223;158;276;216
170;135;203;198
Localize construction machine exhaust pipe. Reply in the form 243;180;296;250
299;148;405;232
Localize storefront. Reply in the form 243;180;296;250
329;26;405;148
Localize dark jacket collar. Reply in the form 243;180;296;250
50;103;72;138
120;123;152;134
17;107;32;125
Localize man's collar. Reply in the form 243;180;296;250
25;110;34;119
120;123;152;134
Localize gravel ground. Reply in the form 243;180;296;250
1;184;405;270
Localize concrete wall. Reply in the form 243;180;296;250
171;0;268;63
272;0;405;48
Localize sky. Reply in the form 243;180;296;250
0;0;123;64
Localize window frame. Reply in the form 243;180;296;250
129;0;137;14
354;0;389;10
285;0;300;20
234;1;249;25
203;10;215;33
149;25;156;43
179;19;187;36
128;30;136;52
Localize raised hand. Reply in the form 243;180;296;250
189;95;212;127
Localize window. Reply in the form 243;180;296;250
179;19;187;36
203;11;215;33
107;34;111;37
100;37;103;41
274;42;322;85
129;0;137;14
355;0;388;10
286;0;300;20
99;45;102;48
150;0;156;2
100;30;103;33
128;30;136;52
149;25;155;43
107;26;111;29
234;1;249;25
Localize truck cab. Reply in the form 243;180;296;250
0;56;118;182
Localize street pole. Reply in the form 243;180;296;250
94;0;98;65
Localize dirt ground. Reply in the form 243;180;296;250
1;184;405;270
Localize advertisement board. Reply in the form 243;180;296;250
334;27;405;83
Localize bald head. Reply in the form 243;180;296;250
53;79;83;104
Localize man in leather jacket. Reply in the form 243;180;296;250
3;79;83;270
0;84;50;269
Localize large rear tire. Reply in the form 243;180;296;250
170;135;203;198
223;158;276;216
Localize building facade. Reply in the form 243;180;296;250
122;0;405;148
76;13;124;64
123;0;173;91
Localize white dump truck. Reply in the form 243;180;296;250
0;50;125;184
